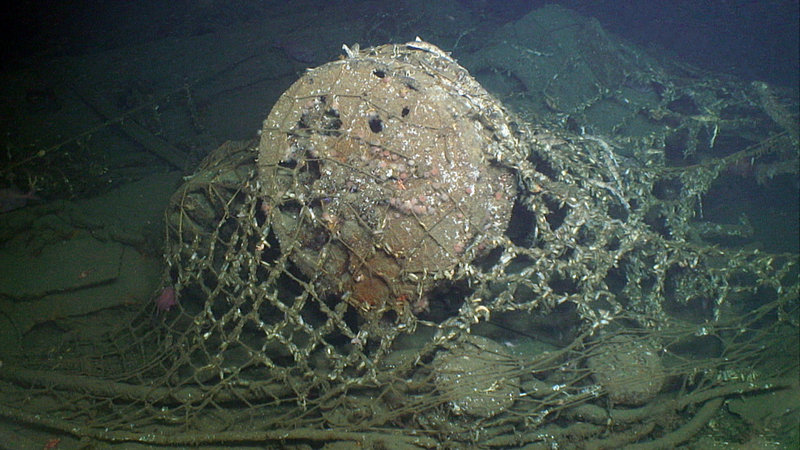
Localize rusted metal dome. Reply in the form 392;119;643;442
257;40;519;318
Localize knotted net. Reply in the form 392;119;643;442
0;40;796;448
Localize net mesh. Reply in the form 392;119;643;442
0;40;797;448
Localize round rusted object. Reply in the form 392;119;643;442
257;40;518;317
586;335;665;406
433;335;519;417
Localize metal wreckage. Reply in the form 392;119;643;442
2;35;798;447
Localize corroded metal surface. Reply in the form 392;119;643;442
258;41;517;317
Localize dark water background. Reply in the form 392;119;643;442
3;0;798;88
1;0;797;252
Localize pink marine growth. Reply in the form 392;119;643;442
155;286;177;313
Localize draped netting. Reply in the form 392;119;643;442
1;40;796;448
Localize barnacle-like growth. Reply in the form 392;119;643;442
257;41;517;318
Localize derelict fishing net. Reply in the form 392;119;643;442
0;39;797;448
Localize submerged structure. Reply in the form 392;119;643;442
0;8;797;448
157;38;799;446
